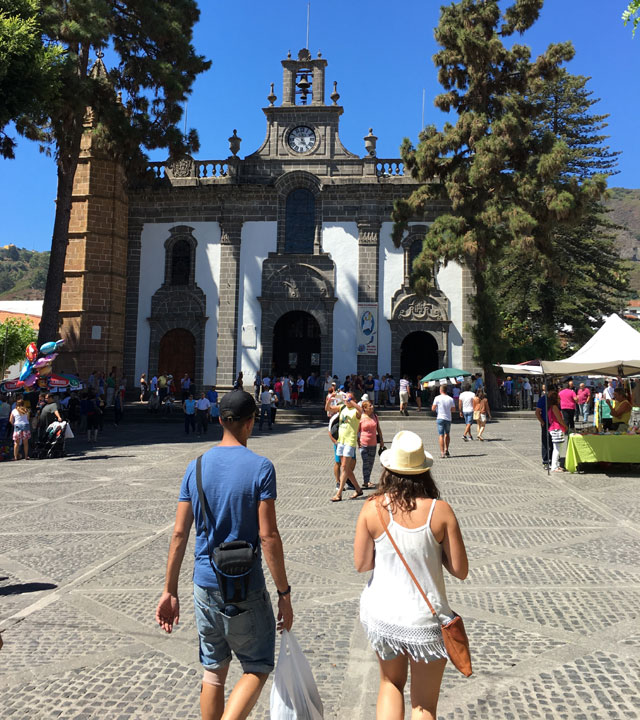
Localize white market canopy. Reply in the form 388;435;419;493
496;363;543;376
540;314;640;377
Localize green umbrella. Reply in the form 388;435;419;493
421;367;472;384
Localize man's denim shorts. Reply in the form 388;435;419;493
463;411;473;424
436;419;452;436
193;584;276;674
336;442;356;458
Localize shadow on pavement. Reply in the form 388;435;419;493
0;582;57;596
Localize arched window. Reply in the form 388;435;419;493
409;238;423;274
284;189;315;254
171;239;191;285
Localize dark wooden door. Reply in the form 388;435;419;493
159;328;195;387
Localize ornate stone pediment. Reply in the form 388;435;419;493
391;289;449;323
151;284;206;319
262;259;334;300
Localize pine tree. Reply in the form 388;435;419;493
0;0;65;158
392;0;606;396
1;1;211;344
496;71;628;361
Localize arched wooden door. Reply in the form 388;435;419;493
158;328;195;385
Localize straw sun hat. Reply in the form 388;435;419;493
379;431;434;474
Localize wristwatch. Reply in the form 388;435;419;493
277;585;291;597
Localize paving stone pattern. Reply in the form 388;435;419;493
1;415;639;718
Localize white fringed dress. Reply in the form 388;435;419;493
360;497;453;662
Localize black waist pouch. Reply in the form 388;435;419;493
212;540;257;602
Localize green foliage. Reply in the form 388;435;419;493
0;246;50;297
0;0;66;158
0;0;211;342
393;0;601;372
495;71;628;360
623;0;640;36
0;316;37;372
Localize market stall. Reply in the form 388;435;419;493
539;314;640;473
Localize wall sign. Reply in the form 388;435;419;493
357;303;378;356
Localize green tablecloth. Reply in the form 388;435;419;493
565;433;640;473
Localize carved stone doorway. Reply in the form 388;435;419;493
401;331;439;380
273;311;321;377
159;328;196;387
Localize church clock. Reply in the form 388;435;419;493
287;126;316;153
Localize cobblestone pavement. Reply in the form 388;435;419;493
1;414;639;719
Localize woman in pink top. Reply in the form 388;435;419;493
547;389;568;472
359;401;385;489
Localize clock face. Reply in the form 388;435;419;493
288;126;316;153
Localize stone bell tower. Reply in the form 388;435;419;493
58;53;128;381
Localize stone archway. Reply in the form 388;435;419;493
158;328;196;385
273;311;321;377
401;331;439;380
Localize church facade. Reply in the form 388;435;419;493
60;49;476;389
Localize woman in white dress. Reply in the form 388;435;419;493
281;375;291;408
354;431;468;720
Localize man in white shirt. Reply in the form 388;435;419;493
458;383;476;441
432;381;455;458
195;392;211;436
259;386;273;430
373;375;381;406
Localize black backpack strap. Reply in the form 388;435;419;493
195;455;218;580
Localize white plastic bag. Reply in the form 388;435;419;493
270;630;323;720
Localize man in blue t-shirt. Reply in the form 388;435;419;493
156;390;293;719
535;384;552;469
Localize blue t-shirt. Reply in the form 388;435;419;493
179;446;277;590
536;394;548;427
206;390;218;405
184;398;196;415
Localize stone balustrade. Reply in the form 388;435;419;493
376;159;405;177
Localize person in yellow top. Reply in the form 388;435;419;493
326;392;363;501
606;387;632;430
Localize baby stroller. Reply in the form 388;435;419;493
34;421;70;459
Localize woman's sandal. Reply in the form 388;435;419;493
350;491;364;500
362;483;372;489
330;495;342;502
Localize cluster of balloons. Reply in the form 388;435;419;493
18;339;66;387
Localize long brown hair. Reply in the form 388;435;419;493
372;468;440;513
14;397;28;415
547;389;559;408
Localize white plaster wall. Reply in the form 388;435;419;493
436;261;464;368
379;222;404;374
323;223;359;379
236;222;277;378
135;222;221;385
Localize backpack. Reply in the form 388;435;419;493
329;411;340;441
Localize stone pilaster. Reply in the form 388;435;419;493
460;260;478;373
216;219;243;388
357;220;381;377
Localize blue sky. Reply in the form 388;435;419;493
1;0;638;252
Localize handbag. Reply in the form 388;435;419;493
549;429;565;443
195;455;257;603
375;500;472;677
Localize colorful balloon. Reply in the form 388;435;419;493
19;360;33;381
25;342;38;362
39;341;58;355
32;353;58;369
23;373;38;387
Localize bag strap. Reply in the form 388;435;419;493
375;498;438;621
195;455;218;578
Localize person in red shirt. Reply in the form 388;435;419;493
558;381;578;430
576;383;591;423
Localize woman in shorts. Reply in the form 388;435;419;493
358;400;384;489
473;389;491;441
10;397;31;460
354;431;468;719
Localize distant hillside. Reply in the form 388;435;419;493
605;187;640;295
0;245;49;300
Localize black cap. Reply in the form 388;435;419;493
219;390;256;421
